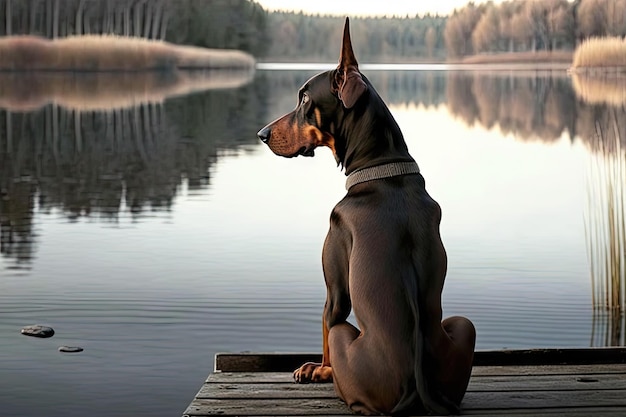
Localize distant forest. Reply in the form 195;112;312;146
265;0;626;61
0;0;270;56
0;0;625;60
445;0;626;57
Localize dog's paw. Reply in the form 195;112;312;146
293;362;333;383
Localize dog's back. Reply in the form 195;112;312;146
328;173;462;414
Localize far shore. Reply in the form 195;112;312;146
258;50;574;70
0;35;255;72
456;50;573;65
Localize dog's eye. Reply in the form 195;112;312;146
301;93;310;105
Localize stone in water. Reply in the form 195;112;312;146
21;325;55;338
58;346;84;353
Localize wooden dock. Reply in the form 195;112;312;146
183;349;626;416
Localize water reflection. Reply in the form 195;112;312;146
5;67;626;417
572;73;626;107
0;71;254;112
2;67;626;343
0;70;263;269
446;71;577;142
441;70;626;346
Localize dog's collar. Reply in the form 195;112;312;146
345;161;420;190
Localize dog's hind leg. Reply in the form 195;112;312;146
440;316;476;404
329;323;401;415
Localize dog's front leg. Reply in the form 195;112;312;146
293;313;333;383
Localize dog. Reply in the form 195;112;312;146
257;18;476;416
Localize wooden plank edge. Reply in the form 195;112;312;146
474;348;626;366
215;348;626;372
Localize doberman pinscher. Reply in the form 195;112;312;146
257;18;476;416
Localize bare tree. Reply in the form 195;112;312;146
511;11;533;51
578;0;608;37
151;0;164;40
425;26;437;58
159;1;170;40
52;0;59;38
444;5;484;57
525;0;549;51
6;0;12;35
75;0;86;34
473;6;500;53
142;0;152;38
133;0;146;37
123;0;131;36
548;2;575;49
29;0;39;34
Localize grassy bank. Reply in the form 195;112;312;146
0;35;255;71
572;37;626;72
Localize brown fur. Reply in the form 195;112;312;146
257;18;476;415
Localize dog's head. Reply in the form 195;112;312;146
257;18;368;164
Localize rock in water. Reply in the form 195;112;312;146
58;346;83;353
21;325;55;338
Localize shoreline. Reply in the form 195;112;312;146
257;62;572;73
259;50;574;65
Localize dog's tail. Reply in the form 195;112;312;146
391;268;459;415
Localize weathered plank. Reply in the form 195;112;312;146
195;374;626;400
184;387;626;416
461;389;626;409
470;363;626;376
205;364;626;383
198;375;626;400
463;408;626;416
183;398;351;416
214;348;626;372
468;373;626;391
206;372;297;383
196;382;335;399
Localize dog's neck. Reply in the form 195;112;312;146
335;79;415;175
345;161;420;190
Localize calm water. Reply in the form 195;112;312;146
1;68;625;416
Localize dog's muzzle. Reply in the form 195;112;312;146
257;126;271;143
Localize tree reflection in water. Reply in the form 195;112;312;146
0;70;261;268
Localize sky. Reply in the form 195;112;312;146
253;0;494;17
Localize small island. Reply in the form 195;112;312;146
0;34;255;71
570;36;626;74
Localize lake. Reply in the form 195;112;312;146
1;67;625;416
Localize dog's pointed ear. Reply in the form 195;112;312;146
334;17;366;109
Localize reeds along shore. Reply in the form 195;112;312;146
571;37;626;71
582;85;626;344
0;35;255;71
